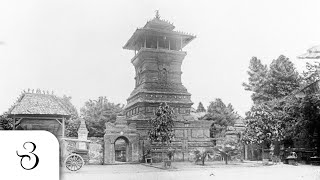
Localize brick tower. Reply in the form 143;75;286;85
123;11;196;121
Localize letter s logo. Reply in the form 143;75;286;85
16;142;39;170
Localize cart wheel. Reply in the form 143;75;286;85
65;154;84;171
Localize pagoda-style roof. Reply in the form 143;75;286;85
7;89;71;117
144;16;175;31
298;45;320;59
123;14;196;51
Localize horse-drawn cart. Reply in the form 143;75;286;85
61;138;91;171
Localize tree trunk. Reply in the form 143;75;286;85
202;155;205;165
225;154;228;164
162;141;164;163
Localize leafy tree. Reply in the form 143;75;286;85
0;114;13;130
148;103;175;163
80;96;124;137
282;92;320;152
266;55;301;99
243;55;301;154
243;57;269;104
194;147;212;165
302;62;320;84
242;102;284;146
204;98;238;127
297;93;320;153
214;139;241;164
60;95;80;137
196;102;206;112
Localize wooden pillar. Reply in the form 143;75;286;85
144;36;146;48
13;117;15;130
62;118;65;138
168;39;171;50
156;37;159;49
180;37;183;51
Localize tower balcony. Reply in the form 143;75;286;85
131;47;187;63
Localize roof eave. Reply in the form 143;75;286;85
123;28;196;50
7;114;71;118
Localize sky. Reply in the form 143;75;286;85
1;0;320;116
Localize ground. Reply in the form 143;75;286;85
61;161;320;180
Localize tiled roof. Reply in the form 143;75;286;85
8;90;71;116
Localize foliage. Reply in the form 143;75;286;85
0;115;13;130
204;98;239;127
60;95;80;137
166;147;175;160
242;101;285;146
282;93;320;149
65;118;81;137
243;55;300;104
242;57;269;104
80;96;124;137
302;62;320;84
148;103;175;162
209;123;226;139
266;55;301;99
194;147;212;165
213;139;241;164
148;102;175;144
61;95;79;119
196;102;206;112
242;55;301;149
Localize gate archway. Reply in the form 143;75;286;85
114;136;129;162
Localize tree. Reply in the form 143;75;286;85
282;93;320;151
302;62;320;84
194;147;212;165
204;98;238;127
243;57;269;104
243;55;301;156
148;103;175;163
60;95;80;137
297;93;320;153
0;114;14;130
266;55;301;99
80;96;124;137
242;102;285;146
196;102;206;112
214;139;241;164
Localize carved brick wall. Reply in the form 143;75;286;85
125;49;193;119
135;119;213;162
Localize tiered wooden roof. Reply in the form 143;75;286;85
7;89;71;117
123;13;196;50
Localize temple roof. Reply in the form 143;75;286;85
8;90;71;117
123;14;196;50
298;45;320;59
144;16;175;31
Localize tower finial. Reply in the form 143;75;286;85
155;10;160;19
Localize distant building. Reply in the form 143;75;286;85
298;45;320;59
